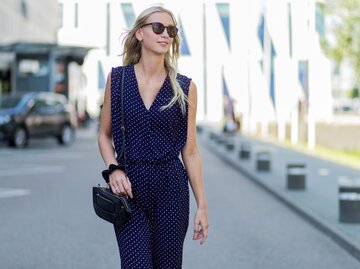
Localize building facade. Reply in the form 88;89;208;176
0;0;59;96
0;0;91;122
0;0;59;45
58;0;332;145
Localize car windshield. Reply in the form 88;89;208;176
0;96;23;109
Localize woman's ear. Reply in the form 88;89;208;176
135;28;143;42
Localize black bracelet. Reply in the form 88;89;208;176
101;164;125;183
108;164;125;174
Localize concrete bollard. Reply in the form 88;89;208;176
287;164;306;190
256;151;271;171
239;142;251;160
215;136;227;145
339;179;360;223
225;140;235;151
209;132;217;141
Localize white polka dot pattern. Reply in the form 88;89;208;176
110;64;192;268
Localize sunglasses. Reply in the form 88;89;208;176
141;22;178;38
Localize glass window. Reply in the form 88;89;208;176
106;3;110;56
98;61;105;89
34;95;64;114
258;15;265;49
179;17;190;56
288;3;293;57
75;2;79;28
121;3;135;29
216;3;230;50
18;59;49;78
33;98;48;113
20;0;28;19
0;96;22;109
315;3;325;37
298;60;309;100
59;3;64;28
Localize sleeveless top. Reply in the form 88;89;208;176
110;64;192;166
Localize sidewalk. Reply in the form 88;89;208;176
198;124;360;262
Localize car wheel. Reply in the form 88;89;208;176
57;124;74;145
9;126;28;148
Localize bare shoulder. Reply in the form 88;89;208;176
189;80;197;92
188;81;197;105
105;71;112;91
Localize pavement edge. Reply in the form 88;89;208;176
199;127;360;262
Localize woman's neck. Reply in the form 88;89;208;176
135;54;166;78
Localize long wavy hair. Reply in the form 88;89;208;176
121;6;188;115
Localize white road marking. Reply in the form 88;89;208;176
318;168;330;176
0;165;66;177
0;188;31;198
338;176;360;186
0;151;83;160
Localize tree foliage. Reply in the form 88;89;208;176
321;0;360;87
349;87;359;98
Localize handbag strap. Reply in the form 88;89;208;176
100;67;127;184
120;67;127;174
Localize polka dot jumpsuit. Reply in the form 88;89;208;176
110;64;191;268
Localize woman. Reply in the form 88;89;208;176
98;6;208;268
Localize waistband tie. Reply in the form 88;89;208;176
118;155;180;166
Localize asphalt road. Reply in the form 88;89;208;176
0;128;359;268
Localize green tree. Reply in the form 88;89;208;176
321;0;360;88
348;87;359;98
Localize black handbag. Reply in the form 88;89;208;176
92;186;131;227
93;67;131;228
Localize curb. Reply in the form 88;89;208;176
199;127;360;262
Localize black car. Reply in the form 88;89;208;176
0;92;77;147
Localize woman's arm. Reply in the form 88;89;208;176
98;71;133;198
181;81;209;245
98;72;117;166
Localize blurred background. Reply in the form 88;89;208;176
1;0;360;155
1;0;360;268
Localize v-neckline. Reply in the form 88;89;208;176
132;64;168;112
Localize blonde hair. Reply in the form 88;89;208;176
122;6;188;115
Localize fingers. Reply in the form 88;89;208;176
110;172;133;198
193;221;201;240
123;176;133;198
110;182;121;195
193;223;209;244
200;223;209;245
193;213;209;245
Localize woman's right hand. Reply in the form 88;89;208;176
109;170;133;198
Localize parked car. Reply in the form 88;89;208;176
0;92;77;148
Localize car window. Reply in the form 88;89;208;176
32;98;48;113
49;95;65;110
33;98;47;108
0;96;22;109
33;96;65;114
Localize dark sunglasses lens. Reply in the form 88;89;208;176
152;23;165;34
167;26;178;38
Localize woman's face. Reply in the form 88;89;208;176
137;12;176;56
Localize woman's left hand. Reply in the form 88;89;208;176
193;207;209;245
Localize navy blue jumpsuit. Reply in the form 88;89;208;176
110;64;191;268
